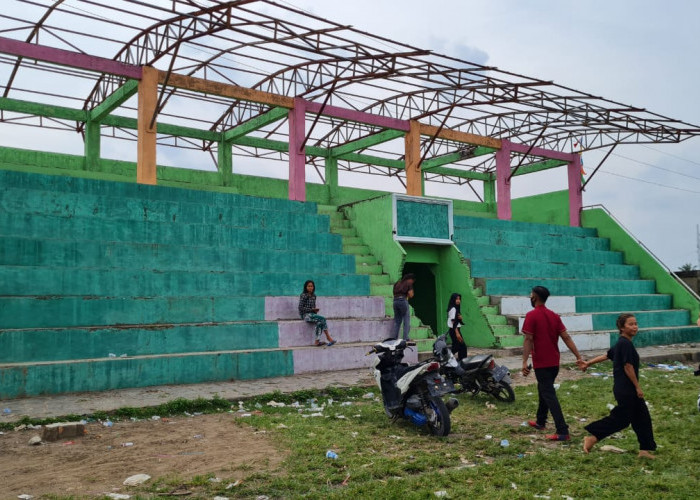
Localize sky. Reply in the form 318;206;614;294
289;0;700;272
1;1;699;271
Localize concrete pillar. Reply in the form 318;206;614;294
495;140;512;220
325;156;338;204
137;66;158;185
568;154;583;227
288;97;306;201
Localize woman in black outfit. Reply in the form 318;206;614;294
582;313;656;459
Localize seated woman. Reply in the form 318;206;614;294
298;280;336;346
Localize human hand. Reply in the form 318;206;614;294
313;308;319;313
521;364;531;377
576;358;587;371
636;387;644;399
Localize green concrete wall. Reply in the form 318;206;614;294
511;190;570;226
582;207;700;324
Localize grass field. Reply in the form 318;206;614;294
28;362;700;499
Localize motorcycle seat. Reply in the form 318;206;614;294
460;354;491;370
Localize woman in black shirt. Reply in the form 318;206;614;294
581;313;656;459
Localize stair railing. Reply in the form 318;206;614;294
583;204;700;302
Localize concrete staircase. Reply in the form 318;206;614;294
318;205;434;352
0;170;399;398
453;215;700;349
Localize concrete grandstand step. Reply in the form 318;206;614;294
482;278;656;296
0;187;331;233
0;349;296;399
0;212;344;253
0;295;266;329
470;259;639;280
453;215;597;237
0;236;355;274
264;296;386;320
0;266;370;297
0;169;317;214
454;228;610;252
0;321;280;363
458;242;624;265
277;318;393;346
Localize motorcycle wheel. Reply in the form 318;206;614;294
490;381;515;402
425;396;451;437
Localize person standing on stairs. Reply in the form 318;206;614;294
298;280;336;347
521;285;586;441
446;293;467;360
391;273;415;344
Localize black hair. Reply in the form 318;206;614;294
403;273;416;280
447;293;463;327
302;280;315;295
616;313;636;332
531;285;550;303
446;292;461;313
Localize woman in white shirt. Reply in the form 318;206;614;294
446;293;467;360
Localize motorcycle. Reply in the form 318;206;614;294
368;338;459;437
433;334;515;402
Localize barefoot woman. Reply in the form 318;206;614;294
582;313;656;459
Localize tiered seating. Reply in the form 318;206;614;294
453;215;700;349
0;169;381;398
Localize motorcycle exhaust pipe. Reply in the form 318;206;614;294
445;398;459;413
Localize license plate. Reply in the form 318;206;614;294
492;364;510;382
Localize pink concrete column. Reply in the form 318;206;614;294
567;154;583;227
288;97;306;201
495;139;512;220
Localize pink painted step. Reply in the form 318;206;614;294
292;343;419;374
278;318;393;347
264;296;386;320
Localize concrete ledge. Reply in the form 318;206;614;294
278;318;393;347
500;296;576;315
292;344;418;374
265;296;386;320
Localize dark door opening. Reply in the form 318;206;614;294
403;262;437;335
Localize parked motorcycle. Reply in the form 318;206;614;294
368;338;459;437
433;335;515;402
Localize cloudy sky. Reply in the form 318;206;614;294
291;0;700;271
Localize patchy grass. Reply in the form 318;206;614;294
11;365;700;499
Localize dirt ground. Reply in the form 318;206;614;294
0;367;586;499
1;412;286;499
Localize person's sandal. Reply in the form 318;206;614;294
528;420;545;430
314;342;325;347
327;340;337;346
546;433;570;441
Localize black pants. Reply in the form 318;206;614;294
584;391;656;451
534;366;568;435
448;328;467;359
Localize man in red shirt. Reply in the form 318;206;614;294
521;286;586;441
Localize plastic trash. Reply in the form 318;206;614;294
123;473;151;486
606;403;615;410
2;408;11;414
121;442;134;447
326;450;338;459
103;420;113;427
500;439;510;447
108;353;116;358
362;392;375;399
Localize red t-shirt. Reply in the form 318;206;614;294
522;305;566;369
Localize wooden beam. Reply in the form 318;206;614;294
405;120;422;196
137;66;158;185
159;71;294;109
419;123;501;149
